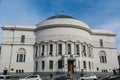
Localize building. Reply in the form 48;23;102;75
0;15;119;74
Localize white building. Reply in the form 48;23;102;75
0;15;119;74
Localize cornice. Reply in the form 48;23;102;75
93;47;117;49
35;24;116;36
1;27;35;31
1;43;34;46
35;24;92;34
92;32;116;36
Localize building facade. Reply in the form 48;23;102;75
0;15;119;74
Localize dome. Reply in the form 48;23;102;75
46;15;74;20
36;15;90;29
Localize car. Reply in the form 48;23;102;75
54;75;72;80
19;75;42;80
102;75;120;80
0;75;11;80
78;73;97;80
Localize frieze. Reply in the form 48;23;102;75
36;34;92;44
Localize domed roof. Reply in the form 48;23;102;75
46;15;74;20
36;15;90;29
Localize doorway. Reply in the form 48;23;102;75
68;60;74;73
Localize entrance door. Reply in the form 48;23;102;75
68;60;74;73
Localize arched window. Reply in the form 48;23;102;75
16;48;26;62
99;51;107;63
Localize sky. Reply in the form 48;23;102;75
0;0;120;53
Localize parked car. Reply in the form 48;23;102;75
102;75;120;80
0;75;11;80
54;75;72;80
19;75;42;80
78;73;97;80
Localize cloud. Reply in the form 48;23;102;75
0;0;42;42
0;0;42;25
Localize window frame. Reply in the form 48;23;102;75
21;35;25;43
49;60;53;69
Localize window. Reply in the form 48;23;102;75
58;60;62;69
49;60;53;69
16;69;24;73
88;46;91;57
42;61;45;70
58;44;62;55
99;51;107;63
82;45;86;57
35;61;38;71
97;67;99;71
16;70;18;73
21;70;24;73
83;61;86;69
49;44;53;55
21;35;25;43
100;39;103;47
78;61;80;69
68;44;71;54
16;48;26;62
76;44;80;55
100;56;107;63
35;46;38;57
101;69;108;72
41;45;45;56
89;61;91;70
0;46;1;56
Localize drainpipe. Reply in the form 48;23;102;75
8;27;15;74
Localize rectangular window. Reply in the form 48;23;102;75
0;47;1;56
35;46;38;57
100;39;103;47
21;70;24;73
58;60;62;69
76;44;79;55
21;35;25;43
83;61;86;69
68;44;71;54
89;62;91;70
16;70;18;73
88;46;91;57
23;54;26;62
58;44;62;55
19;54;23;62
41;45;44;56
35;61;38;71
19;70;21;73
16;54;26;62
78;61;80;69
104;56;107;63
49;44;53;55
42;61;45;70
49;60;53;69
100;56;107;63
83;45;86;56
16;70;24;73
16;54;19;62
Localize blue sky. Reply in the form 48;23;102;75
0;0;120;53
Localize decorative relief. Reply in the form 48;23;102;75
36;34;92;44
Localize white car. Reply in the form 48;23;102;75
78;73;97;80
19;75;42;80
0;75;11;80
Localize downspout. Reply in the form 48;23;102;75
8;27;15;73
